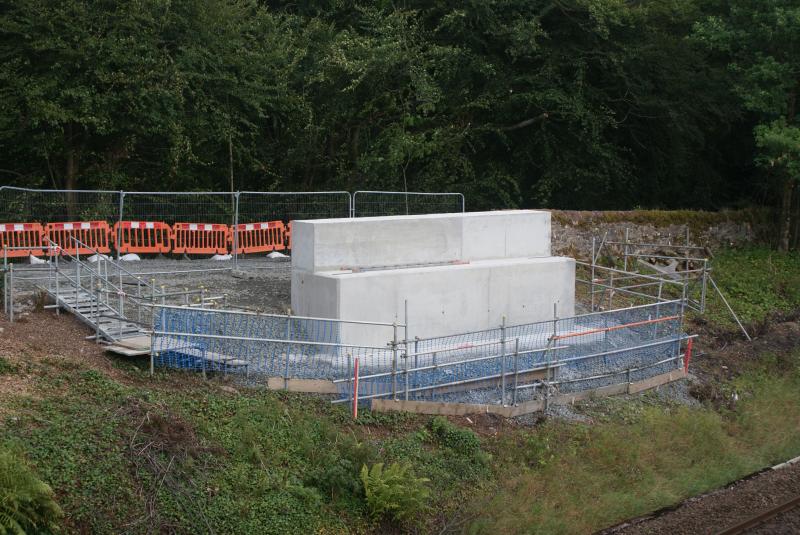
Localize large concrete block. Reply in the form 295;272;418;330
292;257;575;347
292;210;551;272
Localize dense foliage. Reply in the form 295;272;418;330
0;1;797;244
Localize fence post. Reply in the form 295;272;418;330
233;191;240;269
512;338;520;406
590;237;596;312
623;227;629;272
116;191;125;260
404;300;410;401
608;272;614;310
700;259;709;313
391;319;398;401
283;311;292;390
55;253;60;315
352;357;360;419
8;263;13;323
500;315;507;406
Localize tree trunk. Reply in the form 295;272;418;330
779;177;796;251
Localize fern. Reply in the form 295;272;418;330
0;450;62;535
359;462;430;525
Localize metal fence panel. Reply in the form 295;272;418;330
0;186;121;223
149;299;686;409
121;191;236;226
237;191;351;224
352;191;465;217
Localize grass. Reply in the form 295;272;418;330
0;360;491;534
703;247;800;328
463;349;800;535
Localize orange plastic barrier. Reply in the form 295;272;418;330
286;221;293;250
45;221;111;256
114;221;172;254
232;221;286;254
172;223;229;255
0;223;46;258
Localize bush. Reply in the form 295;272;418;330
0;449;62;534
360;462;430;525
430;417;482;455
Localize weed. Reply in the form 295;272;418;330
0;447;62;535
360;462;430;525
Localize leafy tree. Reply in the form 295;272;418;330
694;0;800;249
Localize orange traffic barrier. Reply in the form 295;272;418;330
232;221;286;254
286;221;292;250
172;223;229;255
114;221;172;254
0;223;46;258
45;221;111;255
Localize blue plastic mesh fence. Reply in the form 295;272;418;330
152;307;395;380
150;300;686;407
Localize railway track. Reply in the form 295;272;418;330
598;455;800;534
714;494;800;535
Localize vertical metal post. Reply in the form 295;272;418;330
608;272;614;310
75;248;80;307
414;337;419;387
700;260;708;313
118;264;124;339
545;304;558;411
233;191;240;270
348;352;354;413
391;320;398;400
117;191;125;261
184;287;189;306
137;279;142;323
684;227;691;278
352;357;360;419
404;300;409;401
8;263;13;323
623;227;630;272
283;311;292;390
590;237;596;312
94;283;100;342
54;253;60;315
149;336;155;378
500;315;507;406
512;338;519;406
655;280;663;337
2;248;7;315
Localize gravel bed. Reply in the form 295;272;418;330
607;459;800;534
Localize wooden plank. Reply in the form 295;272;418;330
114;335;151;350
628;368;687;394
372;399;517;417
105;345;150;357
266;377;339;394
370;368;687;417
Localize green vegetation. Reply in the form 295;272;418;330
0;449;62;535
466;350;800;534
704;248;800;328
360;462;430;525
0;1;798;246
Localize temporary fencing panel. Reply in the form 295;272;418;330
114;221;172;254
352;191;465;217
45;221;112;255
0;223;46;257
232;221;285;254
172;223;229;255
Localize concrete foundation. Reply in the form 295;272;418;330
291;210;575;347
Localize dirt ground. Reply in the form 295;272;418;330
604;459;800;535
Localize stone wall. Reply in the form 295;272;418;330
549;209;769;260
